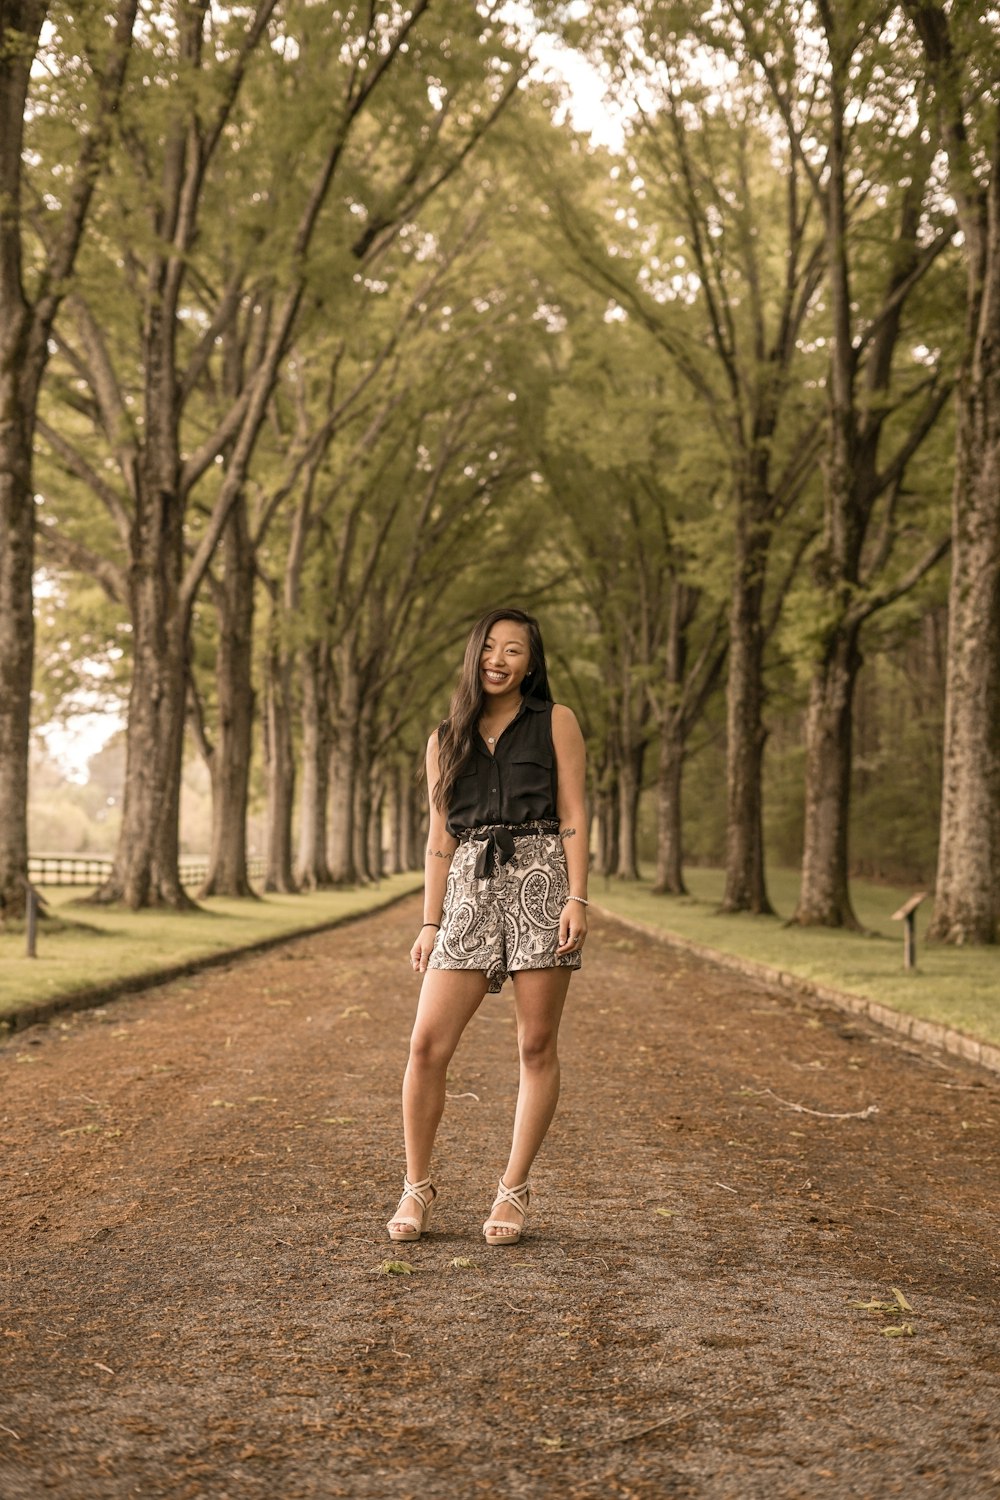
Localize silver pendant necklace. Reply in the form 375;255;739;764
484;706;518;747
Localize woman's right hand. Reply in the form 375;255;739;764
410;925;439;973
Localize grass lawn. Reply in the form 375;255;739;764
594;867;1000;1048
0;873;423;1023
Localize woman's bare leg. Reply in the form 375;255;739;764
389;968;489;1233
490;967;572;1236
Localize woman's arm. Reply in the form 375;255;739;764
551;703;589;953
410;730;459;974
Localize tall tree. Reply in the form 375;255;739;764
741;0;956;927
0;0;136;924
532;307;729;888
904;0;1000;944
530;20;828;912
37;0;522;908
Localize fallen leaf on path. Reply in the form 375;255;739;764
891;1287;914;1313
450;1257;477;1269
653;1208;675;1217
209;1100;236;1109
322;1116;354;1124
881;1324;914;1337
93;1362;115;1375
378;1260;415;1276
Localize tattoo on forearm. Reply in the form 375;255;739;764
428;848;453;860
559;828;577;840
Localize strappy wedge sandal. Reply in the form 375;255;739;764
483;1177;530;1246
386;1175;437;1242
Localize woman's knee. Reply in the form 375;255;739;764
408;1027;454;1070
518;1028;559;1069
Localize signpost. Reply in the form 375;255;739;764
891;892;928;971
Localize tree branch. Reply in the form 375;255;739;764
36;519;128;603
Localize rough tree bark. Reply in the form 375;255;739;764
615;743;645;881
352;708;375;885
0;0;136;923
295;643;334;890
798;628;863;927
262;634;297;894
653;723;686;896
387;762;406;875
367;781;384;883
906;0;1000;944
722;508;773;914
328;735;358;885
400;753;421;872
198;498;257;899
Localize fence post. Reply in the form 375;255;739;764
23;878;38;959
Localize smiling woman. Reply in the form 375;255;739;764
386;606;589;1248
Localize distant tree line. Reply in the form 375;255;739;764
1;1;996;944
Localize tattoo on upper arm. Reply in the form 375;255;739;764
559;828;577;840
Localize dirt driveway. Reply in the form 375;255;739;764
1;895;998;1499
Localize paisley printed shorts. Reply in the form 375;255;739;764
427;830;582;994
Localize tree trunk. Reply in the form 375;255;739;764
794;629;863;928
615;743;643;880
353;750;373;884
0;0;135;921
904;0;1000;943
367;779;384;881
929;387;1000;943
722;517;773;914
652;720;686;895
0;348;34;924
91;476;194;909
400;754;420;871
263;642;297;894
200;499;257;898
595;777;618;878
328;735;357;885
295;644;333;889
388;762;405;874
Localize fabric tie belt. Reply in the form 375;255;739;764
457;820;560;880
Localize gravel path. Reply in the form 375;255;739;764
1;895;998;1499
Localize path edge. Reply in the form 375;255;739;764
0;886;419;1036
593;904;1000;1079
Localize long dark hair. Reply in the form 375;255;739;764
433;607;552;814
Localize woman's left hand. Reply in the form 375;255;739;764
557;902;587;955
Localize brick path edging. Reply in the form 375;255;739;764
593;904;1000;1079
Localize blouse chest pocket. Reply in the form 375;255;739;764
507;746;553;802
448;764;483;826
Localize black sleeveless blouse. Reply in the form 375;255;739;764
445;697;558;836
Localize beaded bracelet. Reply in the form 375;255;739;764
565;896;589;907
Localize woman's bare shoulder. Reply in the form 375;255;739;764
551;703;581;729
